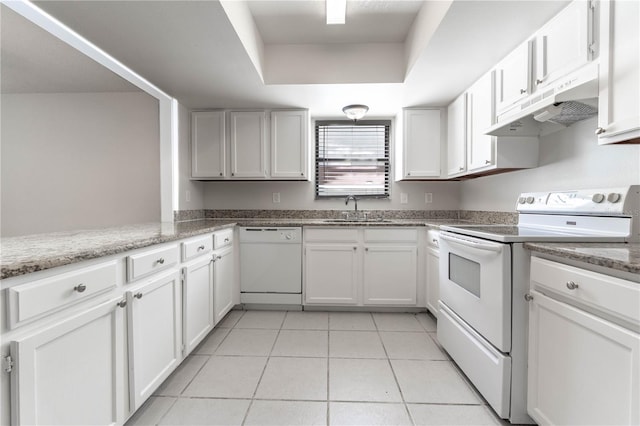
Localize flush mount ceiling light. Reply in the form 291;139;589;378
326;0;346;25
342;104;369;121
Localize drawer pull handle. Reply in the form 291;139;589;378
224;238;230;242
74;284;87;293
524;294;534;302
157;258;165;265
134;292;143;299
566;281;579;290
197;245;205;251
117;300;127;308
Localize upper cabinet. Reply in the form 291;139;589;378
401;108;442;179
467;71;495;172
597;0;640;144
446;94;467;177
191;109;310;180
495;41;532;114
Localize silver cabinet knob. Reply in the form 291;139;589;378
117;300;127;308
134;292;143;299
224;238;230;242
74;284;87;293
535;79;544;85
485;159;491;164
520;89;527;94
197;245;205;251
524;294;534;302
595;127;606;135
217;255;222;260
459;166;464;171
157;258;165;265
219;172;223;176
566;281;579;290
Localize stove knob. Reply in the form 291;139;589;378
592;193;605;203
526;196;535;204
607;193;621;203
518;197;527;204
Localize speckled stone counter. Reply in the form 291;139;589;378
525;242;640;275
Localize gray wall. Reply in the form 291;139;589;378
460;117;640;211
1;92;161;236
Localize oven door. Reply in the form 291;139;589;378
439;231;511;352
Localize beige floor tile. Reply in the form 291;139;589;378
215;329;278;356
271;330;328;357
391;360;481;404
329;358;402;402
379;332;447;360
408;404;502;425
255;357;328;400
216;310;245;328
153;355;208;396
329;331;386;359
182;356;267;398
235;310;286;329
416;313;437;332
244;400;327;426
125;396;176;426
372;313;424;331
193;327;230;355
329;312;376;330
158;398;250;425
282;311;329;330
329;402;412;426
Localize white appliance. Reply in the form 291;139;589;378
438;185;639;424
239;227;302;305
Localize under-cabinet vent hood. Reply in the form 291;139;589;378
486;63;599;137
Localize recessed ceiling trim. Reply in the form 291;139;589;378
326;0;346;25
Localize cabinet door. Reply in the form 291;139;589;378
426;247;440;317
597;0;640;144
447;94;467;176
191;111;226;178
271;110;308;179
402;109;441;178
496;41;532;113
534;1;591;90
182;256;214;356
10;298;126;426
363;245;417;305
304;245;358;305
528;290;640;425
467;72;495;172
229;111;267;178
213;246;235;324
127;270;181;410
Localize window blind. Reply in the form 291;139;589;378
315;120;390;198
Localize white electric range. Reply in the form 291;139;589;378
437;185;639;424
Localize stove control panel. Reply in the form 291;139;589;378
516;186;639;216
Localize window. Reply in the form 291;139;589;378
315;120;390;198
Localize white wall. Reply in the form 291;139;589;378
1;92;161;236
460;117;640;211
177;102;204;210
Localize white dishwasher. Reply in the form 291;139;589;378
239;227;302;305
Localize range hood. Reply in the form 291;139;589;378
486;63;599;137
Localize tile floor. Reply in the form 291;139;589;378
126;310;504;426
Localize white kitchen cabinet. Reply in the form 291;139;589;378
304;244;359;305
363;245;417;305
495;41;532;114
447;93;467;177
402;109;442;179
271;110;309;179
213;245;235;324
182;255;214;355
229;111;267;178
191;111;226;178
597;0;640;144
466;71;495;172
533;0;592;91
127;269;181;411
9;297;126;425
425;231;440;317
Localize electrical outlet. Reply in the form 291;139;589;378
272;192;281;203
186;190;191;202
425;192;433;203
400;193;408;204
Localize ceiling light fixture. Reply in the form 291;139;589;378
326;0;346;25
342;104;369;121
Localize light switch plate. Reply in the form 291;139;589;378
425;193;433;203
272;192;281;203
400;193;408;204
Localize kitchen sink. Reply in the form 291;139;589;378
321;218;393;223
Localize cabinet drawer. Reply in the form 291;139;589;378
530;257;640;328
127;244;179;282
214;229;234;248
182;234;213;261
304;228;359;242
7;260;118;329
364;228;418;243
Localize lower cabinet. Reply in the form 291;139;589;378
213;245;235;324
182;256;214;356
304;245;359;305
9;297;126;425
426;246;440;317
127;269;181;411
363;246;417;305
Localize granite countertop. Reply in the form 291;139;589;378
525;242;640;275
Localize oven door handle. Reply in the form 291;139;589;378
440;233;503;253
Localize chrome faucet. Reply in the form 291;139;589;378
345;195;358;212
